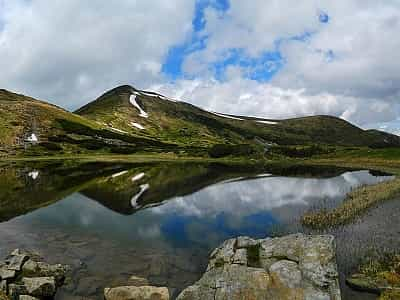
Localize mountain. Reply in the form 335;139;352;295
0;85;399;157
76;85;400;148
0;89;177;156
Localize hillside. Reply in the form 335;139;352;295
0;89;177;156
1;86;399;157
76;85;400;149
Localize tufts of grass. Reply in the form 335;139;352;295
301;178;400;229
359;253;400;300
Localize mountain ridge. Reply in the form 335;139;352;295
1;85;399;157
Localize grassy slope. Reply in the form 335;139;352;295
0;89;179;156
0;89;101;153
76;85;400;148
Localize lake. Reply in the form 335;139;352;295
0;161;397;299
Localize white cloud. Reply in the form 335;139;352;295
152;77;396;125
151;171;389;218
175;1;400;125
0;0;399;126
0;0;195;109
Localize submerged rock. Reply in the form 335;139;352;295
177;233;341;300
22;277;56;297
104;286;169;300
0;249;68;300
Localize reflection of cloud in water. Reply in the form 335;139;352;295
151;171;392;218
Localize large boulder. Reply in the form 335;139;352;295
177;233;341;300
104;286;169;300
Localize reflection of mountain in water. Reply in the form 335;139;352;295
0;160;391;222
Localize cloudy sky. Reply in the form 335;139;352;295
0;0;399;133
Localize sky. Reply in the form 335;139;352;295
0;0;399;134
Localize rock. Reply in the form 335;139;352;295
128;276;149;286
19;296;39;300
22;260;67;285
0;268;15;281
22;277;56;297
8;284;27;300
7;255;28;272
104;286;169;300
269;260;302;289
345;273;382;294
0;281;7;293
177;233;341;300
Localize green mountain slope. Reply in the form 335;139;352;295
76;85;400;148
1;85;399;157
0;89;177;156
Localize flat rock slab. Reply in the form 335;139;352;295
0;268;15;280
22;277;56;297
177;233;341;300
7;255;28;271
104;286;169;300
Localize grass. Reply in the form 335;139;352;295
298;148;400;229
353;253;400;299
301;178;400;229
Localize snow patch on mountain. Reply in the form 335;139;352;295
257;120;278;125
26;133;38;142
210;112;244;121
130;93;148;118
140;91;178;102
131;122;145;130
28;170;39;180
109;127;128;134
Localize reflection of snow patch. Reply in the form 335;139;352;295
28;170;39;180
257;120;278;125
109;127;128;134
131;122;145;130
210;112;243;121
131;184;150;208
129;94;148;118
131;172;145;182
111;170;128;178
27;133;38;142
256;173;273;177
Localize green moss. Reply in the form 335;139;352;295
247;244;261;268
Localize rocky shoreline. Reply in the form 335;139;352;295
0;249;68;300
100;233;342;300
1;234;344;299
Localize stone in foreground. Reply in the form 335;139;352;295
0;249;68;300
104;286;169;300
177;233;341;300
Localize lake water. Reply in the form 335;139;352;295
0;161;397;300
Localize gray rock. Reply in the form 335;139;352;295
177;233;341;300
104;286;169;300
0;268;15;281
7;255;28;272
8;284;27;300
269;260;302;289
22;260;67;285
22;277;56;297
127;275;149;286
19;296;39;300
0;281;7;293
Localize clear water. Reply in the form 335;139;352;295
0;161;396;299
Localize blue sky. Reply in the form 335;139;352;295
162;0;329;83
